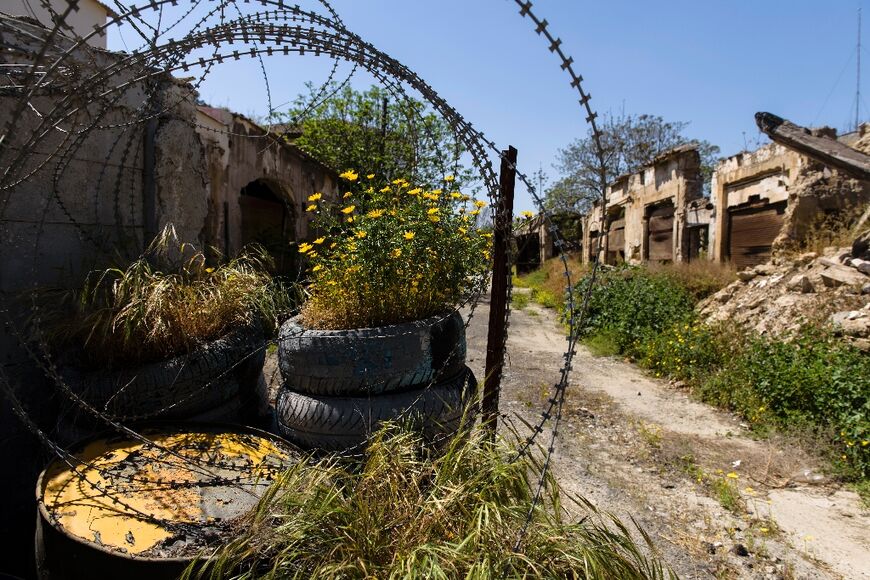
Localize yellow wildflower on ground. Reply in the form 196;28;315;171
521;210;534;219
470;209;481;216
459;227;467;235
308;192;322;202
343;191;353;199
346;216;355;223
474;200;486;208
306;204;317;212
339;170;359;181
329;242;337;249
379;186;391;193
312;264;323;272
341;205;356;214
313;237;326;245
366;173;375;179
427;207;439;215
450;191;462;199
429;215;440;223
298;242;313;253
403;231;415;240
390;248;402;258
407;187;422;196
431;189;442;195
205;267;215;273
367;209;385;218
726;472;739;479
444;174;455;182
356;230;367;239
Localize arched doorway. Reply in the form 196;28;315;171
239;178;297;276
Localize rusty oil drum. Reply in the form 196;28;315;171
35;423;300;580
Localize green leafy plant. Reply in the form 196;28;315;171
40;225;290;367
568;265;695;356
189;425;675;579
298;172;489;329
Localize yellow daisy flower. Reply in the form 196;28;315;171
308;192;322;202
403;231;415;240
341;205;355;214
339;170;359;181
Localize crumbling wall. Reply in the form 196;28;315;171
581;145;703;264
771;126;870;252
195;107;340;259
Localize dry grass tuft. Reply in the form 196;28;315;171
188;424;676;579
40;225;291;367
645;260;737;301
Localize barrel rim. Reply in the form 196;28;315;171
36;421;301;564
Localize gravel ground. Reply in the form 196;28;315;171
463;291;869;580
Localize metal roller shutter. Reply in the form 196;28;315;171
647;205;674;262
728;202;786;269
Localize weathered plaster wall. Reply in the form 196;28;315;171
1;0;111;47
581;146;703;264
195;107;340;256
710;143;803;262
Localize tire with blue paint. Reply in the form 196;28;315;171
277;311;466;396
275;367;476;453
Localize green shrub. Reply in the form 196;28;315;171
568;266;695;356
571;264;869;482
698;329;870;479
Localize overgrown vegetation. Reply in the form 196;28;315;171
565;265;870;483
190;425;675;579
513;254;587;311
299;172;489;329
40;226;290;367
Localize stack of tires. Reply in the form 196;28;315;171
275;311;475;453
55;322;266;443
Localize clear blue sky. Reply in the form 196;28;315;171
110;0;870;212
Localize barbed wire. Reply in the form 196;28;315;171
0;0;613;558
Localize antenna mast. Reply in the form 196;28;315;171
857;7;862;131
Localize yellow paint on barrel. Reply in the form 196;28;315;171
41;431;288;555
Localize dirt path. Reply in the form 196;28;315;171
464;294;870;580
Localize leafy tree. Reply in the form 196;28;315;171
546;113;720;214
280;83;474;188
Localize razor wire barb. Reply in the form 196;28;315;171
0;0;616;551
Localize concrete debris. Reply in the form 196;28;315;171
699;245;869;340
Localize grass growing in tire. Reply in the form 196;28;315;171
189;425;675;579
37;225;292;367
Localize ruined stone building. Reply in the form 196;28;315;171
711;127;870;268
581;144;706;264
0;16;338;369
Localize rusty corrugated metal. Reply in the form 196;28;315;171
728;202;786;269
647;205;674;262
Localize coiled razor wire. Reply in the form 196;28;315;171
0;0;617;555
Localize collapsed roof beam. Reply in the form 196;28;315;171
755;112;870;181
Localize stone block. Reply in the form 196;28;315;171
820;264;867;288
786;274;814;293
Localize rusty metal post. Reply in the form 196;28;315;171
482;146;517;438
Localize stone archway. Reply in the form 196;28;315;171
239;178;298;276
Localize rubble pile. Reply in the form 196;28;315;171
698;231;870;350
